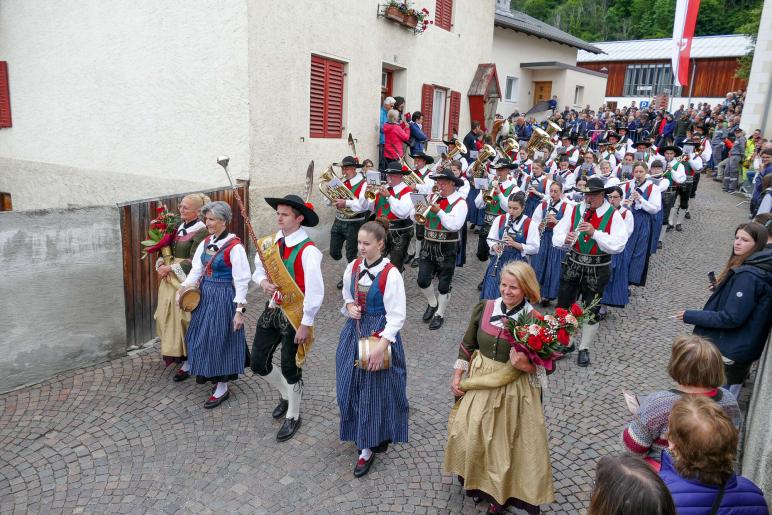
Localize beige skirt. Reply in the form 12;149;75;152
444;352;555;506
154;259;190;359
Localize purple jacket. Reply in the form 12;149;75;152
659;452;769;514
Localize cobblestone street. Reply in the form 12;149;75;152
0;180;752;514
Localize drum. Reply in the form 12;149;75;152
355;336;392;370
178;286;201;312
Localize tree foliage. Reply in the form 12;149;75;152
510;0;762;42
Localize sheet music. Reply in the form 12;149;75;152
328;176;345;189
410;193;428;207
474;178;489;189
366;170;382;186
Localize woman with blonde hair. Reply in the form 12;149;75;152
445;261;554;514
155;192;210;380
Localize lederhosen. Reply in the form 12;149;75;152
679;161;693;210
250;237;314;384
374;187;413;272
661;167;679;226
418;197;464;295
556;207;614;321
476;182;516;262
330;177;367;263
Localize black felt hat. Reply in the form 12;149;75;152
410;151;435;164
264;194;319;227
429;168;464;187
659;145;683;157
336;156;364;168
576;176;616;194
385;162;411;175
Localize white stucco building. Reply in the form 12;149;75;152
741;0;772;136
0;0;606;222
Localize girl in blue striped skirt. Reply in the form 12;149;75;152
530;182;568;305
336;219;408;478
601;187;635;310
178;201;251;409
623;163;662;287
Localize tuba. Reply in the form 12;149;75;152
525;127;555;160
545;121;562;138
470;144;497;178
498;138;519;159
318;164;358;216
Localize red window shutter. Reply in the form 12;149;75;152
0;62;11;128
421;84;434;141
447;90;460;141
309;55;345;138
435;0;452;31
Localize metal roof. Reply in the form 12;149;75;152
576;34;753;62
494;5;604;54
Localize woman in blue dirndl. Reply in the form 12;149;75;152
523;160;552;217
530;182;568;305
480;192;540;300
178;201;251;409
623;162;662;287
601;187;635;310
336;219;408;478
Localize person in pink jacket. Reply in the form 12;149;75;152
383;109;410;167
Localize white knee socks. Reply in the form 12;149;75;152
436;293;451;318
265;367;290;400
421;286;438;308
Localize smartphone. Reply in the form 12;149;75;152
708;271;717;288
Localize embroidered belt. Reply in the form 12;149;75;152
336;212;367;222
388;218;413;231
425;229;459;242
484;212;498;224
567;250;611;267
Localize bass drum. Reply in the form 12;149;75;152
178;286;201;312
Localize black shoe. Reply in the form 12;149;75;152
336;279;344;290
371;440;390;453
422;304;438;322
657;240;663;250
272;398;288;419
477;281;483;291
405;253;414;265
577;349;590;367
204;390;230;409
353;453;375;478
276;417;302;442
473;227;480;234
597;306;607;321
675;224;683;232
666;225;674;232
429;315;444;330
173;369;190;382
486;503;503;514
684;211;691;219
540;298;551;308
564;344;576;353
411;258;419;269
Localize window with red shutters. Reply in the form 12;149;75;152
435;0;453;31
0;62;11;128
447;90;460;140
421;84;433;141
310;55;344;138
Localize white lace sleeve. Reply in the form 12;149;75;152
528;365;548;388
454;359;469;371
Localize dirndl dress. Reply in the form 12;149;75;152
627;207;653;286
467;184;485;226
531;206;567;301
649;207;664;254
602;244;632;307
185;250;246;383
480;221;529;300
336;266;409;450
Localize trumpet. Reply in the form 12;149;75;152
482;179;500;205
389;143;424;188
318;164;357;217
470;144;497;178
414;190;439;225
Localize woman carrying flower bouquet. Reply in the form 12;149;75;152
336;219;408;479
445;261;555;515
177;201;251;409
153;193;210;379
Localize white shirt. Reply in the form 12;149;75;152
551;200;628;255
623;179;662;215
433;191;468;231
340;258;406;343
531;198;565;227
342;173;370;214
489;297;534;330
617;206;635;237
182;233;251;304
600;152;618;169
366;182;414;220
251;228;324;326
487;213;540;258
474;175;517;210
664;159;687;184
457;178;470;199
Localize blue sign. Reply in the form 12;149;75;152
639;100;650;108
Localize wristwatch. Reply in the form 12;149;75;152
236;307;247;315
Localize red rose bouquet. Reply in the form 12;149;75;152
140;205;180;263
506;297;598;371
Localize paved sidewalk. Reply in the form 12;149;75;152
0;181;749;514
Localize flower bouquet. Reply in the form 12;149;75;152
508;297;599;372
140;205;180;265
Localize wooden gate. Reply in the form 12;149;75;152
118;181;250;348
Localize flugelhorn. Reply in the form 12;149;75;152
414;190;439;225
482;179;500;205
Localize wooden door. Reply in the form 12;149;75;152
534;81;552;103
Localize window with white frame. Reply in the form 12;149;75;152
574;85;584;105
505;76;519;102
622;64;682;97
430;88;447;141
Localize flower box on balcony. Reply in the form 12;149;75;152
384;5;419;29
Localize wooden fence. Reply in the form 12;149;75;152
118;181;250;348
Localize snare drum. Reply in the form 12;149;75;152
354;336;392;370
178;286;201;312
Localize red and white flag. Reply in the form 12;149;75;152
672;0;701;87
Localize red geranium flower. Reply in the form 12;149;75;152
557;328;570;345
305;202;315;210
570;303;584;316
555;307;569;317
528;335;544;351
156;206;165;213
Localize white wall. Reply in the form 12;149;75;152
492;26;580;116
0;0;250;207
741;0;772;136
563;69;607;111
246;0;496;226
